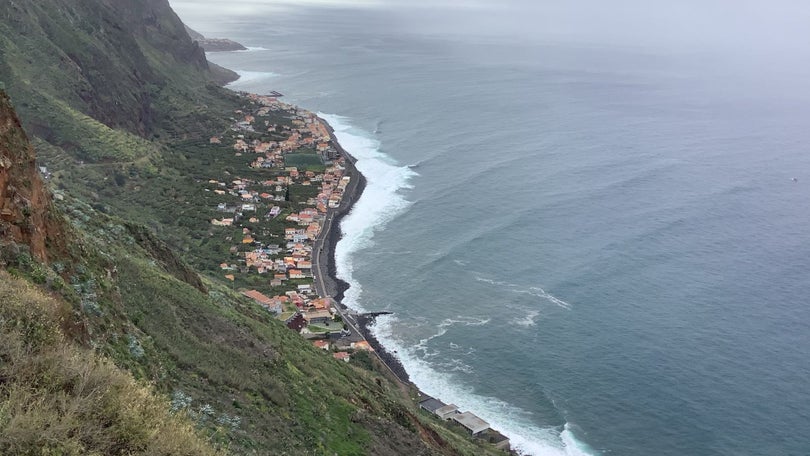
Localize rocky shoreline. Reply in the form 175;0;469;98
317;120;513;453
316;122;413;384
185;25;247;52
198;38;247;52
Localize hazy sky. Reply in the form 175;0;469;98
171;0;810;80
172;0;810;47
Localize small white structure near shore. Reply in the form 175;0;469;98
435;404;460;420
418;396;508;448
419;398;444;413
419;397;460;420
451;412;490;435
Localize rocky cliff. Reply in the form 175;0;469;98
0;90;64;262
185;25;248;52
0;0;236;142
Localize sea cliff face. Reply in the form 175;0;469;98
185;26;248;52
0;91;64;262
197;38;248;52
0;0;234;141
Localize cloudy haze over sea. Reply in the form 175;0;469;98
173;1;810;454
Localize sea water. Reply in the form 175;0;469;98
175;1;810;454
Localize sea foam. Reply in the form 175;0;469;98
475;276;572;310
326;113;597;455
372;313;598;456
237;46;270;52
225;70;279;89
320;113;416;313
204;46;268;58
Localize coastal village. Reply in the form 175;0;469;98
203;92;510;451
205;93;359;347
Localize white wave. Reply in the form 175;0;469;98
238;46;270;52
561;424;600;456
205;47;269;58
476;276;572;310
365;250;414;256
413;316;490;356
322;113;594;456
372;314;598;456
453;259;468;266
225;70;279;88
441;357;474;374
513;309;541;327
320;113;417;313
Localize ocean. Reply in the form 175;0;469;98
172;1;810;454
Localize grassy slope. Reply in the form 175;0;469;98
2;194;501;455
0;271;221;456
5;95;511;454
0;0;237;162
0;0;508;453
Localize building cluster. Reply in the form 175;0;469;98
419;397;511;450
205;93;509;452
206;94;369;356
211;95;339;168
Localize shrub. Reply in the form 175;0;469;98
0;272;222;456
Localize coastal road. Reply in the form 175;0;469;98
312;211;335;296
310;158;412;385
311;159;365;342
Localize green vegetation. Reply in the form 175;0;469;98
285;152;326;171
6;198;499;455
0;0;511;454
0;0;239;161
26;92;159;163
0;272;221;456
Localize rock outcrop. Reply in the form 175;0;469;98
185;25;248;52
0;91;64;262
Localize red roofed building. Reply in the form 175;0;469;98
333;352;350;362
242;289;273;306
351;341;374;351
288;269;305;279
242;290;281;313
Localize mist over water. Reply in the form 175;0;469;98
175;1;810;454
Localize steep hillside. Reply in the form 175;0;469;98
0;90;65;261
0;1;510;454
0;92;500;454
0;89;222;454
0;271;222;456
0;0;237;161
186;25;248;52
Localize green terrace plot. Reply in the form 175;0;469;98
284;151;325;171
288;183;321;209
226;268;315;297
228;272;279;295
307;321;346;335
239;208;290;233
38;132;298;276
